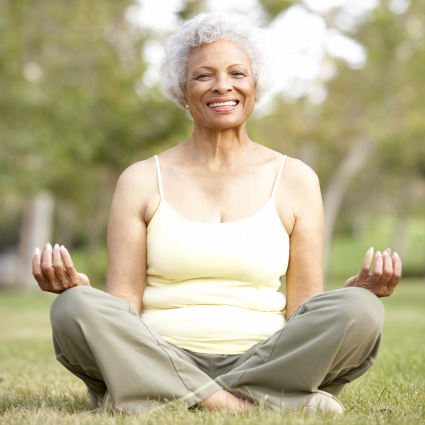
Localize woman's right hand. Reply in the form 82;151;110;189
32;243;90;294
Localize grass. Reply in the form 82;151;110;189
0;280;424;424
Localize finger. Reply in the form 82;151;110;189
369;251;383;285
384;247;391;255
60;246;79;281
32;247;47;286
380;250;393;287
386;252;402;293
52;244;67;283
358;247;374;280
41;243;56;282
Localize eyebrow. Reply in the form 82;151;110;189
192;64;249;72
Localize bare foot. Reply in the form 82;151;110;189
200;389;254;413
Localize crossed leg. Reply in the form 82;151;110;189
51;286;383;412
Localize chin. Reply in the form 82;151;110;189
209;120;244;131
207;115;246;129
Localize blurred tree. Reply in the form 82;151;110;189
0;0;193;285
322;1;425;276
250;0;425;279
177;0;206;20
257;0;295;22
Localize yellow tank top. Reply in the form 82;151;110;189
141;155;289;354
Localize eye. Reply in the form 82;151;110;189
231;71;245;77
196;74;211;80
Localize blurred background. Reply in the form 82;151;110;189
0;0;424;289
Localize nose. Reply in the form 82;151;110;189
211;72;233;95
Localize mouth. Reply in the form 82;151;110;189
206;99;240;112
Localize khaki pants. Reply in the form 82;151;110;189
50;286;384;412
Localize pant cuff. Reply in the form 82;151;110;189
176;380;223;408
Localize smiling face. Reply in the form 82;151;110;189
183;39;255;131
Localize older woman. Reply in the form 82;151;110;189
32;12;401;414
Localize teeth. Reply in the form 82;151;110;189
207;101;238;108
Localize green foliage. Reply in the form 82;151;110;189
257;0;296;21
0;0;193;197
0;0;193;266
177;0;206;20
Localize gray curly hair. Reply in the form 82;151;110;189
159;12;273;109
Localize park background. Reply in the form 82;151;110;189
0;0;424;424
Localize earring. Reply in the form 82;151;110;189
185;105;189;109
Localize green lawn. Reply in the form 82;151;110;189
0;281;424;424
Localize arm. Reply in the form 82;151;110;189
275;158;402;319
275;158;325;318
105;160;158;315
32;159;157;315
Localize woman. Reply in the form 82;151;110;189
32;12;401;414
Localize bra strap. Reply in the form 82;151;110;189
272;155;287;198
153;155;164;199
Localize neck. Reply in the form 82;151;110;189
185;122;252;165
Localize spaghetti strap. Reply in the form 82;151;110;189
153;155;164;199
272;155;287;198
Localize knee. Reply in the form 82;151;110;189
50;286;98;336
336;287;384;335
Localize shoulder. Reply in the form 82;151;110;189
115;157;162;205
282;157;320;190
117;157;157;189
253;144;318;188
112;157;159;216
276;156;322;223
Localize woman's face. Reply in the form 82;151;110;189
183;39;255;131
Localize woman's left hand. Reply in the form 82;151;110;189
344;248;402;297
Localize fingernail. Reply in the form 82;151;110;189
34;247;40;254
46;243;52;250
394;252;399;258
383;251;389;256
377;251;381;256
54;244;59;249
60;245;66;250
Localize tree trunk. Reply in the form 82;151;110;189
19;192;55;288
323;137;373;283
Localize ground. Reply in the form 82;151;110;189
0;280;424;424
